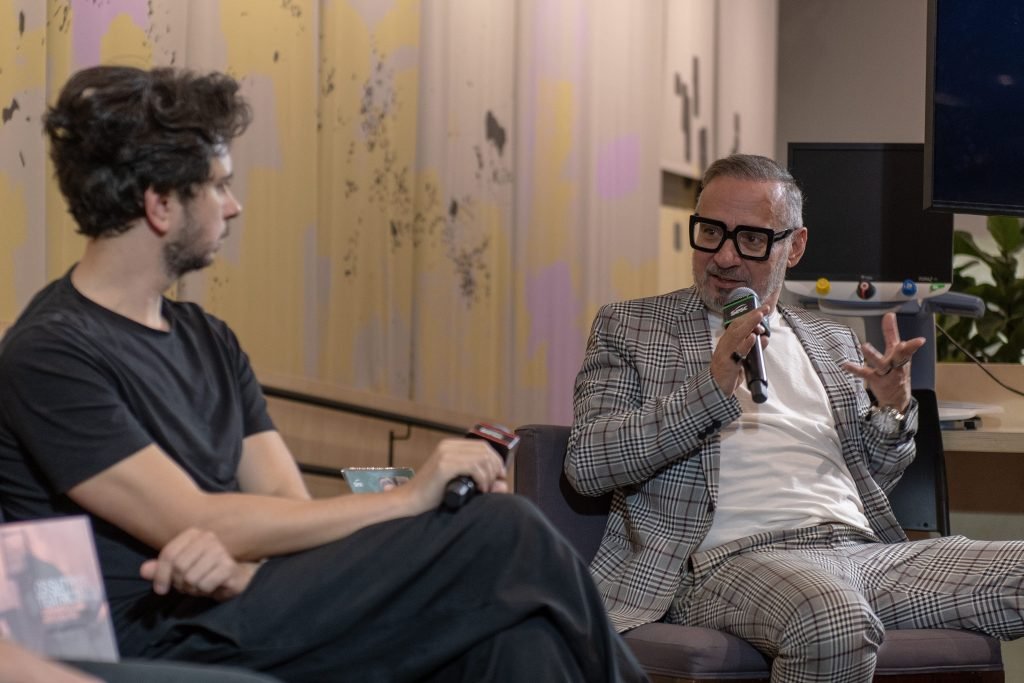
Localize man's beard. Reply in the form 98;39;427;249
163;211;217;279
694;248;790;312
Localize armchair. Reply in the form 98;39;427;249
514;413;1004;683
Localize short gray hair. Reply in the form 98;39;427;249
697;154;804;229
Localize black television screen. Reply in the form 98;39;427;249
925;0;1024;217
786;143;953;295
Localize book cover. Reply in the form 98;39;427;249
342;467;415;493
0;516;118;662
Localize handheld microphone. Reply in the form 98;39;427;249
722;287;769;404
442;423;520;511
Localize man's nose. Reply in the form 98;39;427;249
225;189;242;218
714;237;742;266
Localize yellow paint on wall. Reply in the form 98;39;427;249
0;1;45;101
1;1;46;318
316;0;423;391
512;79;580;400
611;255;658;306
99;12;152;67
44;0;76;280
198;1;319;377
318;0;374;387
206;164;309;376
219;0;316;73
412;197;512;418
527;80;575;265
373;0;421;56
0;174;28;319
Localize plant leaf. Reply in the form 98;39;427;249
953;231;998;269
988;215;1024;254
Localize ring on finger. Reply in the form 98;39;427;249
892;357;910;369
730;351;745;364
875;364;893;376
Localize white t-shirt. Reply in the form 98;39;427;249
697;313;872;552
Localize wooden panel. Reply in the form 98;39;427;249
936;363;1024;432
946;450;1024;516
659;206;694;295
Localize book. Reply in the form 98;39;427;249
0;516;118;662
937;400;1003;431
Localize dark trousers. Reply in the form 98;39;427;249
119;495;647;682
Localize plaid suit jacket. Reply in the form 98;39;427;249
567;287;918;632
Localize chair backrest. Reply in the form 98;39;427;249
514;424;609;563
889;387;950;535
516;390;951;554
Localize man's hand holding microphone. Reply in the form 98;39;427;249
714;287;772;402
388;423;519;513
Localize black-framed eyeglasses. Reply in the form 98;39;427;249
688;215;796;261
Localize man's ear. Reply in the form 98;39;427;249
787;227;808;268
143;187;174;236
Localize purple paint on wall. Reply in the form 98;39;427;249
595;135;640;199
526;262;584;424
72;0;150;67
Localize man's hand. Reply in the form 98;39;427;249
0;640;102;683
396;438;508;511
140;528;259;601
842;312;925;411
711;303;771;397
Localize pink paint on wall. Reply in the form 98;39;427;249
72;0;150;67
526;262;584;423
596;135;640;199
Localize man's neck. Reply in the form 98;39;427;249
71;236;174;331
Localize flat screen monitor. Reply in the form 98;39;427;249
785;143;954;304
925;0;1024;217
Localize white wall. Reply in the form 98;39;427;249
776;0;927;156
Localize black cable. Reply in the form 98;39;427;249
934;320;1024;398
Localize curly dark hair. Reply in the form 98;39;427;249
43;65;252;238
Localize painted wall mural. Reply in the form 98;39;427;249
0;0;661;425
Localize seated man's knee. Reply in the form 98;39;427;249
463;493;548;532
780;583;883;662
460;494;575;560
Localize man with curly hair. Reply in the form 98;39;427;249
0;65;646;683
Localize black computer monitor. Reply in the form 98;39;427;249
925;0;1024;217
785;142;954;304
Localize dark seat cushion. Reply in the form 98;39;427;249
622;624;1003;680
623;624;769;679
875;629;1004;675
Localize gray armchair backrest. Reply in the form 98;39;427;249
514;424;610;562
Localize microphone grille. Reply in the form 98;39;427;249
728;287;759;305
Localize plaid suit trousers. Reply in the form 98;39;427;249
666;523;1024;683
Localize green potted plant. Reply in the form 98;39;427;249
936;215;1024;363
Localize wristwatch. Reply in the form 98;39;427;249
868;405;906;436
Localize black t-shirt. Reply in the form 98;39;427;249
0;272;275;610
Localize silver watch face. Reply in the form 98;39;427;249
871;407;904;435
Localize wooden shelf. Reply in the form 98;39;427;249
942;429;1024;454
936;363;1024;454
